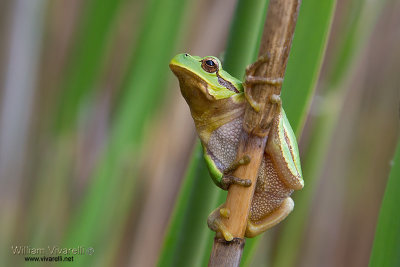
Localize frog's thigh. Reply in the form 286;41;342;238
245;197;294;238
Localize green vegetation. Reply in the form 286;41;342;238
0;0;397;266
370;139;400;267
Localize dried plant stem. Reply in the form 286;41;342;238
209;238;245;267
209;0;301;266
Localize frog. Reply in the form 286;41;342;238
169;53;304;241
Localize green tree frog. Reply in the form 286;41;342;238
170;53;304;240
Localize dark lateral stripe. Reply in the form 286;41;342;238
217;72;240;93
283;123;297;171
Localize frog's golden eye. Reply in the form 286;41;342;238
201;58;219;73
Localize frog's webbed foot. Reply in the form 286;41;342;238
245;53;271;75
244;54;284;112
221;155;252;190
244;54;283;86
245;197;294;238
208;205;234;241
244;78;283;112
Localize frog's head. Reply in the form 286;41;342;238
169;53;243;112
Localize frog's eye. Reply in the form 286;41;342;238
201;58;219;73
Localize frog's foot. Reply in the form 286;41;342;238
269;94;282;114
219;208;230;218
221;155;251;190
258;94;282;130
224;155;251;174
270;94;281;106
207;205;234;241
245;53;271;76
244;79;283;112
245;197;294;238
221;175;252;190
244;90;262;112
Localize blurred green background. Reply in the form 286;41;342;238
0;0;399;266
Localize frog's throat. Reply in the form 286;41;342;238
170;63;246;143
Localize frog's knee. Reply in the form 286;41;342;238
245;197;294;238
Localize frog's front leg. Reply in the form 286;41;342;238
243;52;282;112
220;155;252;190
245;82;283;113
245;197;294;238
221;175;251;190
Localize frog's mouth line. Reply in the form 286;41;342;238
169;63;213;98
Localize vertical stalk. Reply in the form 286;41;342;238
209;0;301;265
0;0;46;265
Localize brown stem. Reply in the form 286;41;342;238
209;0;301;266
244;0;301;137
208;238;245;267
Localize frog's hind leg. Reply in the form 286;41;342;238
245;197;294;238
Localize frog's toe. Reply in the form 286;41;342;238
238;155;251;165
223;155;251;174
219;208;230;218
270;94;281;105
221;175;252;190
208;206;234;241
213;219;233;241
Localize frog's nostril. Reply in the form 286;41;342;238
184;53;189;57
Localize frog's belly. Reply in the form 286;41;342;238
207;117;242;171
250;154;293;222
207;117;293;222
